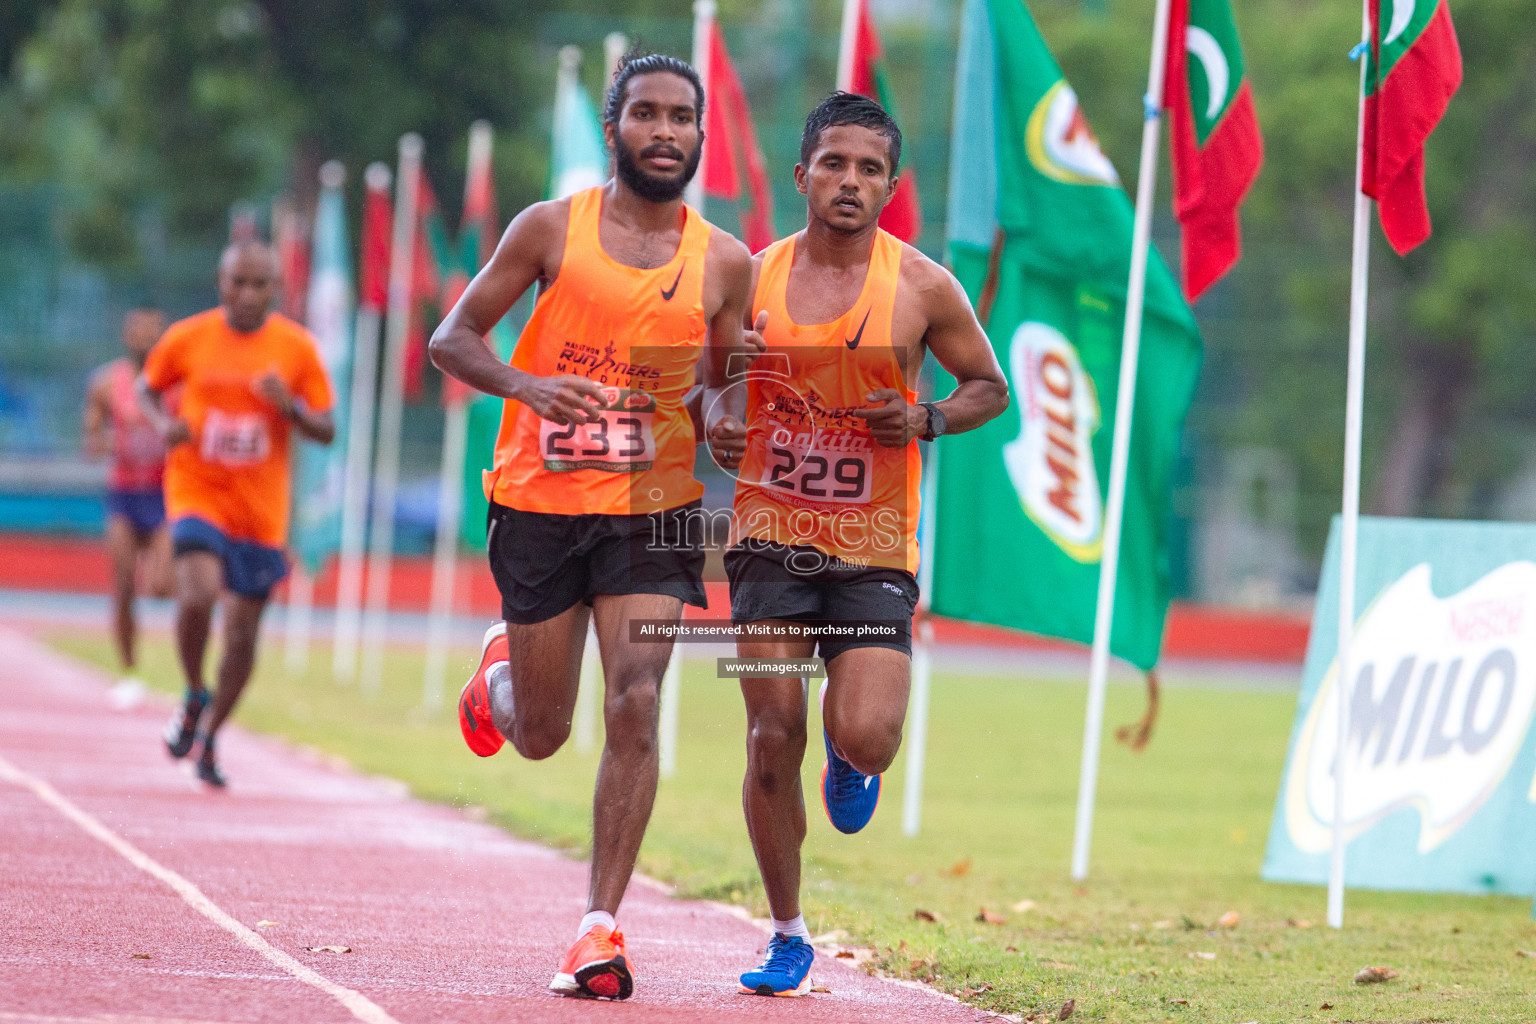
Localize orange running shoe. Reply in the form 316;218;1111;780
549;925;633;1000
458;622;507;757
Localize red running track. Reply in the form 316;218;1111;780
0;627;993;1024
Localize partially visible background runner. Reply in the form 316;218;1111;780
82;308;172;697
139;241;335;788
710;92;1009;998
431;52;755;1003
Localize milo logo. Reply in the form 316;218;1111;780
1002;322;1102;562
1285;562;1536;853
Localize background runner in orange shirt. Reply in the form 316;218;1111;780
138;241;335;787
430;53;754;1001
707;93;1009;997
83;308;172;693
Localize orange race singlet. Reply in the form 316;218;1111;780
143;309;333;548
107;358;167;491
486;187;712;516
730;229;922;574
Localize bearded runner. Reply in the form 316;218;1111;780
428;52;754;1002
712;92;1008;998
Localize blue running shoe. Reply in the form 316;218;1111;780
738;933;814;997
820;728;880;834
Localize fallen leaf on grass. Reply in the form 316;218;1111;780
1353;964;1399;984
305;945;353;954
913;909;944;924
945;858;972;877
1057;997;1076;1020
1217;910;1241;928
835;950;856;959
1319;1003;1333;1010
1517;950;1536;958
1189;951;1216;960
1004;945;1020;954
1168;998;1189;1006
256;921;279;928
131;953;151;960
1011;898;1037;913
976;907;1007;925
1286;918;1312;929
810;985;831;994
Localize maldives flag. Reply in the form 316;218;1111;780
1165;0;1263;303
1362;0;1461;255
837;0;922;243
404;172;453;401
442;123;499;406
703;22;775;253
358;163;393;314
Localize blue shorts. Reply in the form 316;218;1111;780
106;488;166;536
171;517;289;601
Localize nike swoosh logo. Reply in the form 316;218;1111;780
863;776;875;789
660;261;686;301
844;310;870;349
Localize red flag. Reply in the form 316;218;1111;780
702;23;775;254
358;165;393;312
272;198;310;321
403;174;447;402
1165;0;1264;302
1361;0;1461;255
838;0;922;243
443;127;499;406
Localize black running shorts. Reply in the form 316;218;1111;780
486;500;708;625
723;539;920;662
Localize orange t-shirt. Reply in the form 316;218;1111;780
485;187;711;516
730;229;922;574
143;309;334;548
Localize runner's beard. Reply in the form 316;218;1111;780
614;138;702;203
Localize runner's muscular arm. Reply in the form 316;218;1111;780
854;254;1009;447
428;200;604;426
82;367;112;459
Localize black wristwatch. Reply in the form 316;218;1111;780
919;401;946;442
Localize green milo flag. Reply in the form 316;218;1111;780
935;0;1202;670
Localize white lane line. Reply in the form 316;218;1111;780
0;752;402;1024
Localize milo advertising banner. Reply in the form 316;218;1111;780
1263;516;1536;896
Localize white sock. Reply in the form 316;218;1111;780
578;910;616;939
487;661;512;724
771;914;811;941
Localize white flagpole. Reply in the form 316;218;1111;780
361;132;422;695
684;1;714;212
283;568;314;673
422;122;494;710
574;625;600;754
334;164;391;683
1329;1;1376;931
604;32;629;83
835;0;861;92
421;399;468;709
903;440;942;837
659;652;681;779
1070;0;1173;882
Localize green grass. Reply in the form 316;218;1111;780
49;628;1536;1022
